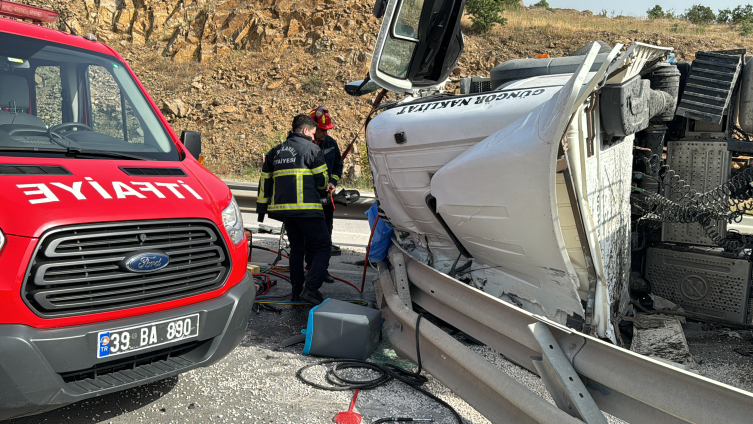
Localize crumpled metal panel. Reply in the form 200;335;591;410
429;46;603;321
584;137;634;319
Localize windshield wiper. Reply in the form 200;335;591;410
0;146;69;153
0;146;152;161
65;147;153;161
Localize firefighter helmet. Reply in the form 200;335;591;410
309;105;335;130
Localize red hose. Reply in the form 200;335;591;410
361;215;380;292
332;275;362;293
254;242;364;293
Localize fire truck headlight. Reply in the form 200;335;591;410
221;198;244;245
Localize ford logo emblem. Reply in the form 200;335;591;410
124;252;170;273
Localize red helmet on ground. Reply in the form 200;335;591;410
309;105;335;130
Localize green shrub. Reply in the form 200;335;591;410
670;22;686;33
646;5;666;20
533;0;552;10
683;4;715;25
302;73;322;94
466;0;507;33
741;19;753;36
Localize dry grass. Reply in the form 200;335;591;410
472;8;753;46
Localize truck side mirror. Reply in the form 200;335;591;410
345;79;380;96
373;0;387;18
180;130;201;160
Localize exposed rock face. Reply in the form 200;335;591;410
26;0;382;63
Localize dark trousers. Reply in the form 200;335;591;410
284;216;332;294
305;202;334;270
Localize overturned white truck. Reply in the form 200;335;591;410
350;0;753;422
360;1;753;340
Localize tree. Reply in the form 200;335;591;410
647;5;666;20
684;4;715;25
732;5;753;23
466;0;507;33
717;8;732;23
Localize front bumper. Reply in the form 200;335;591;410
0;273;255;421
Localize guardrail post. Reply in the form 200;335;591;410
391;252;412;307
529;322;607;424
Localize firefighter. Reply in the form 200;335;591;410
257;114;331;305
305;105;343;284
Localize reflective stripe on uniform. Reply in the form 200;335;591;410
331;174;340;182
311;164;327;174
272;168;312;177
311;164;329;189
297;173;303;204
268;203;323;211
258;172;271;204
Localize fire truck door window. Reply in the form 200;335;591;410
124;101;145;144
34;66;62;127
87;65;124;140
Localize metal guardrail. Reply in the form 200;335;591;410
225;180;374;220
375;243;753;424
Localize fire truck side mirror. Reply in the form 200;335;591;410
180;130;202;159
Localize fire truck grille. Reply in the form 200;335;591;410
23;220;231;317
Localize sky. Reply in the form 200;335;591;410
545;0;751;17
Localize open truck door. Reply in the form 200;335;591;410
369;0;465;93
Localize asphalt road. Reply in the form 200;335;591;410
4;219;490;424
247;214;374;252
4;217;753;424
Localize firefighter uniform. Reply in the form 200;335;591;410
257;131;331;299
306;134;343;271
305;107;344;277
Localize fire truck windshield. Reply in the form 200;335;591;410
0;32;179;161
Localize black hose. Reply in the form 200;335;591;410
296;315;463;423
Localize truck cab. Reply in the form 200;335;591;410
0;3;253;419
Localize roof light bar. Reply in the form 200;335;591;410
0;0;58;24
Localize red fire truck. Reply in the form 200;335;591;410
0;2;253;419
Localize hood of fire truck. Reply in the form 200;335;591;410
0;157;230;238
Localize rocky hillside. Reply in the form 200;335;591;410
16;1;753;183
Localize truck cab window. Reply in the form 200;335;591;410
378;0;424;79
34;65;62;127
394;0;423;40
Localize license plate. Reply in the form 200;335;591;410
97;313;199;358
